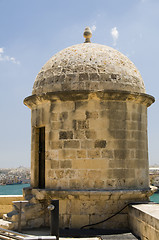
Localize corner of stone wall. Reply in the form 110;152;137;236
128;203;159;240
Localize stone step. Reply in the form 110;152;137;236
3;214;8;221
3;210;18;222
0;219;14;230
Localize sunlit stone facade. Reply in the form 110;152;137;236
23;33;155;230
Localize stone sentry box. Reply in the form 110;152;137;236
23;28;155;230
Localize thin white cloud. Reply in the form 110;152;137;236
91;25;96;32
0;47;20;64
111;27;119;46
0;48;4;53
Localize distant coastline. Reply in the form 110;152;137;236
0;166;30;186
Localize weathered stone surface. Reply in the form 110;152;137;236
129;203;159;240
28;97;152;191
0;196;24;218
20;188;153;230
64;140;80;148
95;140;107;148
32;43;146;95
59;131;73;139
23;37;155;232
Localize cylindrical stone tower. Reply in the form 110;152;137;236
23;28;155;230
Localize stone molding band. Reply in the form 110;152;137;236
24;186;156;199
24;90;155;109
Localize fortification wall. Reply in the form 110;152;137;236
129;203;159;240
0;195;23;218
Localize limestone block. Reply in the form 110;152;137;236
36;191;46;200
61;101;75;111
51;141;63;149
51;122;62;130
74;130;85;139
81;140;94;149
45;159;52;169
60;160;72;168
27;217;44;228
59;149;76;160
65;169;77;178
85;130;97;139
87;149;101;159
25;203;43;220
54;170;64;179
69;179;81;189
80;200;97;215
73;119;89;130
75;101;88;110
59;112;68;121
71;214;89;228
50;112;58;121
46;130;59;141
94;180;105;188
95;140;106;148
59;200;67;214
71;200;81;215
59;131;73;139
71;110;86;120
50;102;62;112
60;214;71;228
88;170;104;180
50;160;59;169
85;111;99;119
64;140;80;148
77;150;86;158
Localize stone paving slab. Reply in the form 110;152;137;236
22;229;138;240
101;233;138;239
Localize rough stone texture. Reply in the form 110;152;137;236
22;39;155;232
0;195;23;218
32;43;145;95
22;89;155;231
129;203;159;240
22;187;154;230
25;93;153;191
0;219;14;230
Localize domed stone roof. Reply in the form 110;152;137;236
32;42;145;95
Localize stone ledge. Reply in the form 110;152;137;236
24;90;155;108
23;187;155;200
0;195;24;218
128;203;159;239
0;195;23;204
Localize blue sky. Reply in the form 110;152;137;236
0;0;158;168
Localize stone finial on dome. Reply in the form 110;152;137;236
83;27;92;43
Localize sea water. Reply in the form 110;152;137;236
0;184;30;195
150;193;159;203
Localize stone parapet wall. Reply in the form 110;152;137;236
129;203;159;240
0;195;23;218
22;187;152;230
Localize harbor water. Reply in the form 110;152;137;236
150;192;159;203
0;184;30;195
